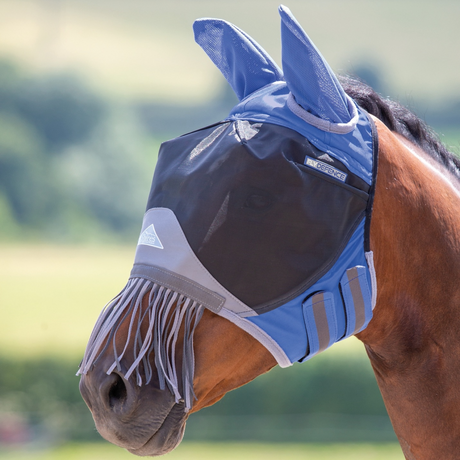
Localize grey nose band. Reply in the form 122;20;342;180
130;264;225;314
133;208;256;317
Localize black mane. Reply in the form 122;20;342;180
340;76;460;179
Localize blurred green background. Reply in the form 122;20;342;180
1;0;459;458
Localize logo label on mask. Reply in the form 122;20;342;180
304;156;348;183
138;224;164;249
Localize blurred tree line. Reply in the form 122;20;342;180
0;60;155;242
0;350;396;446
0;59;238;243
0;59;458;244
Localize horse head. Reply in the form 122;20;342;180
79;5;385;456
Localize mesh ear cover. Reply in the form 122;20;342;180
193;18;283;101
146;121;368;313
279;5;351;124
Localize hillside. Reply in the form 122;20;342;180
0;0;459;103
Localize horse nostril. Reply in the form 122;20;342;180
108;374;128;409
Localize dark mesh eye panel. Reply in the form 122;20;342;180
147;121;368;313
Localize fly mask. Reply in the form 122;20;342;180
78;5;378;411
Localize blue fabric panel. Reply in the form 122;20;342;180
245;292;309;364
247;218;369;363
228;82;374;185
193;18;283;101
340;266;373;336
279;6;350;124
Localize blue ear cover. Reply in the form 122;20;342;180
279;5;351;123
193;18;283;101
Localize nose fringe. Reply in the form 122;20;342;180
78;276;206;411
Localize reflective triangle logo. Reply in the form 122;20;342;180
138;224;164;249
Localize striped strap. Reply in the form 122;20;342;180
340;266;373;337
301;292;337;361
300;266;373;363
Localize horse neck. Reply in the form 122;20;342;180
358;118;460;459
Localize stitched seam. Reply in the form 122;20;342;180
130;267;224;312
130;274;221;312
133;264;224;304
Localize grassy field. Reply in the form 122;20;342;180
0;244;135;358
0;0;458;103
0;442;404;460
0;244;367;359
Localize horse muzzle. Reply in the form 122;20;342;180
79;362;187;456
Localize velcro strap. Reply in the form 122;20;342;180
340;266;373;336
301;292;337;361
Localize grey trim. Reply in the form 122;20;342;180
287;92;359;134
218;307;292;368
346;267;366;332
311;293;330;353
365;251;377;310
134;208;256;317
130;264;225;314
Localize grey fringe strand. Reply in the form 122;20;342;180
77;277;205;411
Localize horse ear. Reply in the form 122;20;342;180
279;5;351;124
193;18;283;101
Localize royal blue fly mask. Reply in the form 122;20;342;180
78;5;378;411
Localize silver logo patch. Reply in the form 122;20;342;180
304;156;348;183
138;224;164;249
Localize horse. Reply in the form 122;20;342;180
78;6;460;459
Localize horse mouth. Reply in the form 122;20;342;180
81;370;188;457
125;403;188;457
